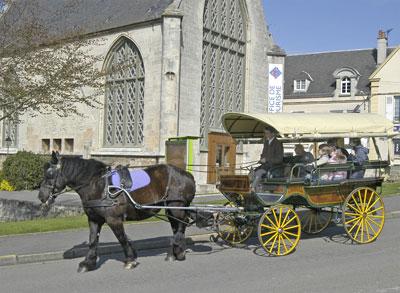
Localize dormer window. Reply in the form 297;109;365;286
333;67;360;97
295;79;306;91
341;77;351;94
293;71;313;93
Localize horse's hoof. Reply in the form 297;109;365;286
124;260;138;270
165;254;176;262
78;261;95;272
175;254;186;261
77;265;89;273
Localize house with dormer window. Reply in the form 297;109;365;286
283;31;396;114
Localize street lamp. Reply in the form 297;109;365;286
5;136;11;154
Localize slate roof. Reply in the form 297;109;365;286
284;48;395;99
1;0;174;45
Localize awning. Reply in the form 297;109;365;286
222;112;395;140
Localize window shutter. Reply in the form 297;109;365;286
386;96;394;121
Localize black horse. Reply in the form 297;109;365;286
38;151;196;272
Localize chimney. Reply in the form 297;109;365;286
377;30;387;66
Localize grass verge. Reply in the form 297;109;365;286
0;212;164;237
381;181;400;197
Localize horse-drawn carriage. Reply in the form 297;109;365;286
38;112;394;270
214;112;394;256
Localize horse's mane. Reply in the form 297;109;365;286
61;157;108;182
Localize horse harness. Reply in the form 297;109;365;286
81;165;182;210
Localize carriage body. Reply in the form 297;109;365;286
218;160;388;209
214;112;394;255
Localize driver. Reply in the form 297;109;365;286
251;126;284;191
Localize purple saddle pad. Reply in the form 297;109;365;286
111;169;151;192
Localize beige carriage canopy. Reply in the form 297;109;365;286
222;112;395;140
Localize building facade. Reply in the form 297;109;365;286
1;0;280;191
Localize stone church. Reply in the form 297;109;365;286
1;0;283;190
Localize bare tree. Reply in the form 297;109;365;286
0;0;105;122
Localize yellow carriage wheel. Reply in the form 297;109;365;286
299;208;333;234
216;202;254;245
258;205;301;256
342;187;385;244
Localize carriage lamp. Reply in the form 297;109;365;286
5;136;12;154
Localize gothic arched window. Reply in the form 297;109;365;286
201;0;246;145
104;37;145;147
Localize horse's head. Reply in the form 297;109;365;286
38;151;67;205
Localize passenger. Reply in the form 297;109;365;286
329;153;348;180
312;143;332;181
327;138;350;158
293;144;314;164
315;144;331;167
251;126;284;191
348;138;369;179
292;144;315;177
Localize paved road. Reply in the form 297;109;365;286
1;218;400;293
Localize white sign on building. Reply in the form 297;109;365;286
268;64;284;113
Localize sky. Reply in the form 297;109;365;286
263;0;400;55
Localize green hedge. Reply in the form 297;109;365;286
2;151;49;190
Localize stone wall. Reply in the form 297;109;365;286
0;199;83;222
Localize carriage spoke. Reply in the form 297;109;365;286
272;209;279;226
277;234;281;255
369;215;384;219
285;224;300;230
366;190;374;208
347;217;361;233
344;211;360;217
265;215;278;229
314;215;319;231
261;223;276;230
260;230;276;237
360;219;365;242
351;197;363;213
281;235;289;253
368;216;383;227
305;215;312;233
365;218;377;235
268;235;278;254
357;191;364;211
363;189;369;206
347;202;362;214
365;198;380;213
264;233;278;249
281;231;295;246
283;230;299;237
282;215;296;228
364;220;371;242
282;209;290;227
345;215;361;225
353;220;363;241
367;206;383;215
278;207;283;227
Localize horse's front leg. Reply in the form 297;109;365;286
107;217;138;269
78;218;104;273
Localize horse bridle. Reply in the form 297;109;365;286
43;162;64;207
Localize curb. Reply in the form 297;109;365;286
1;209;399;268
0;233;216;267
